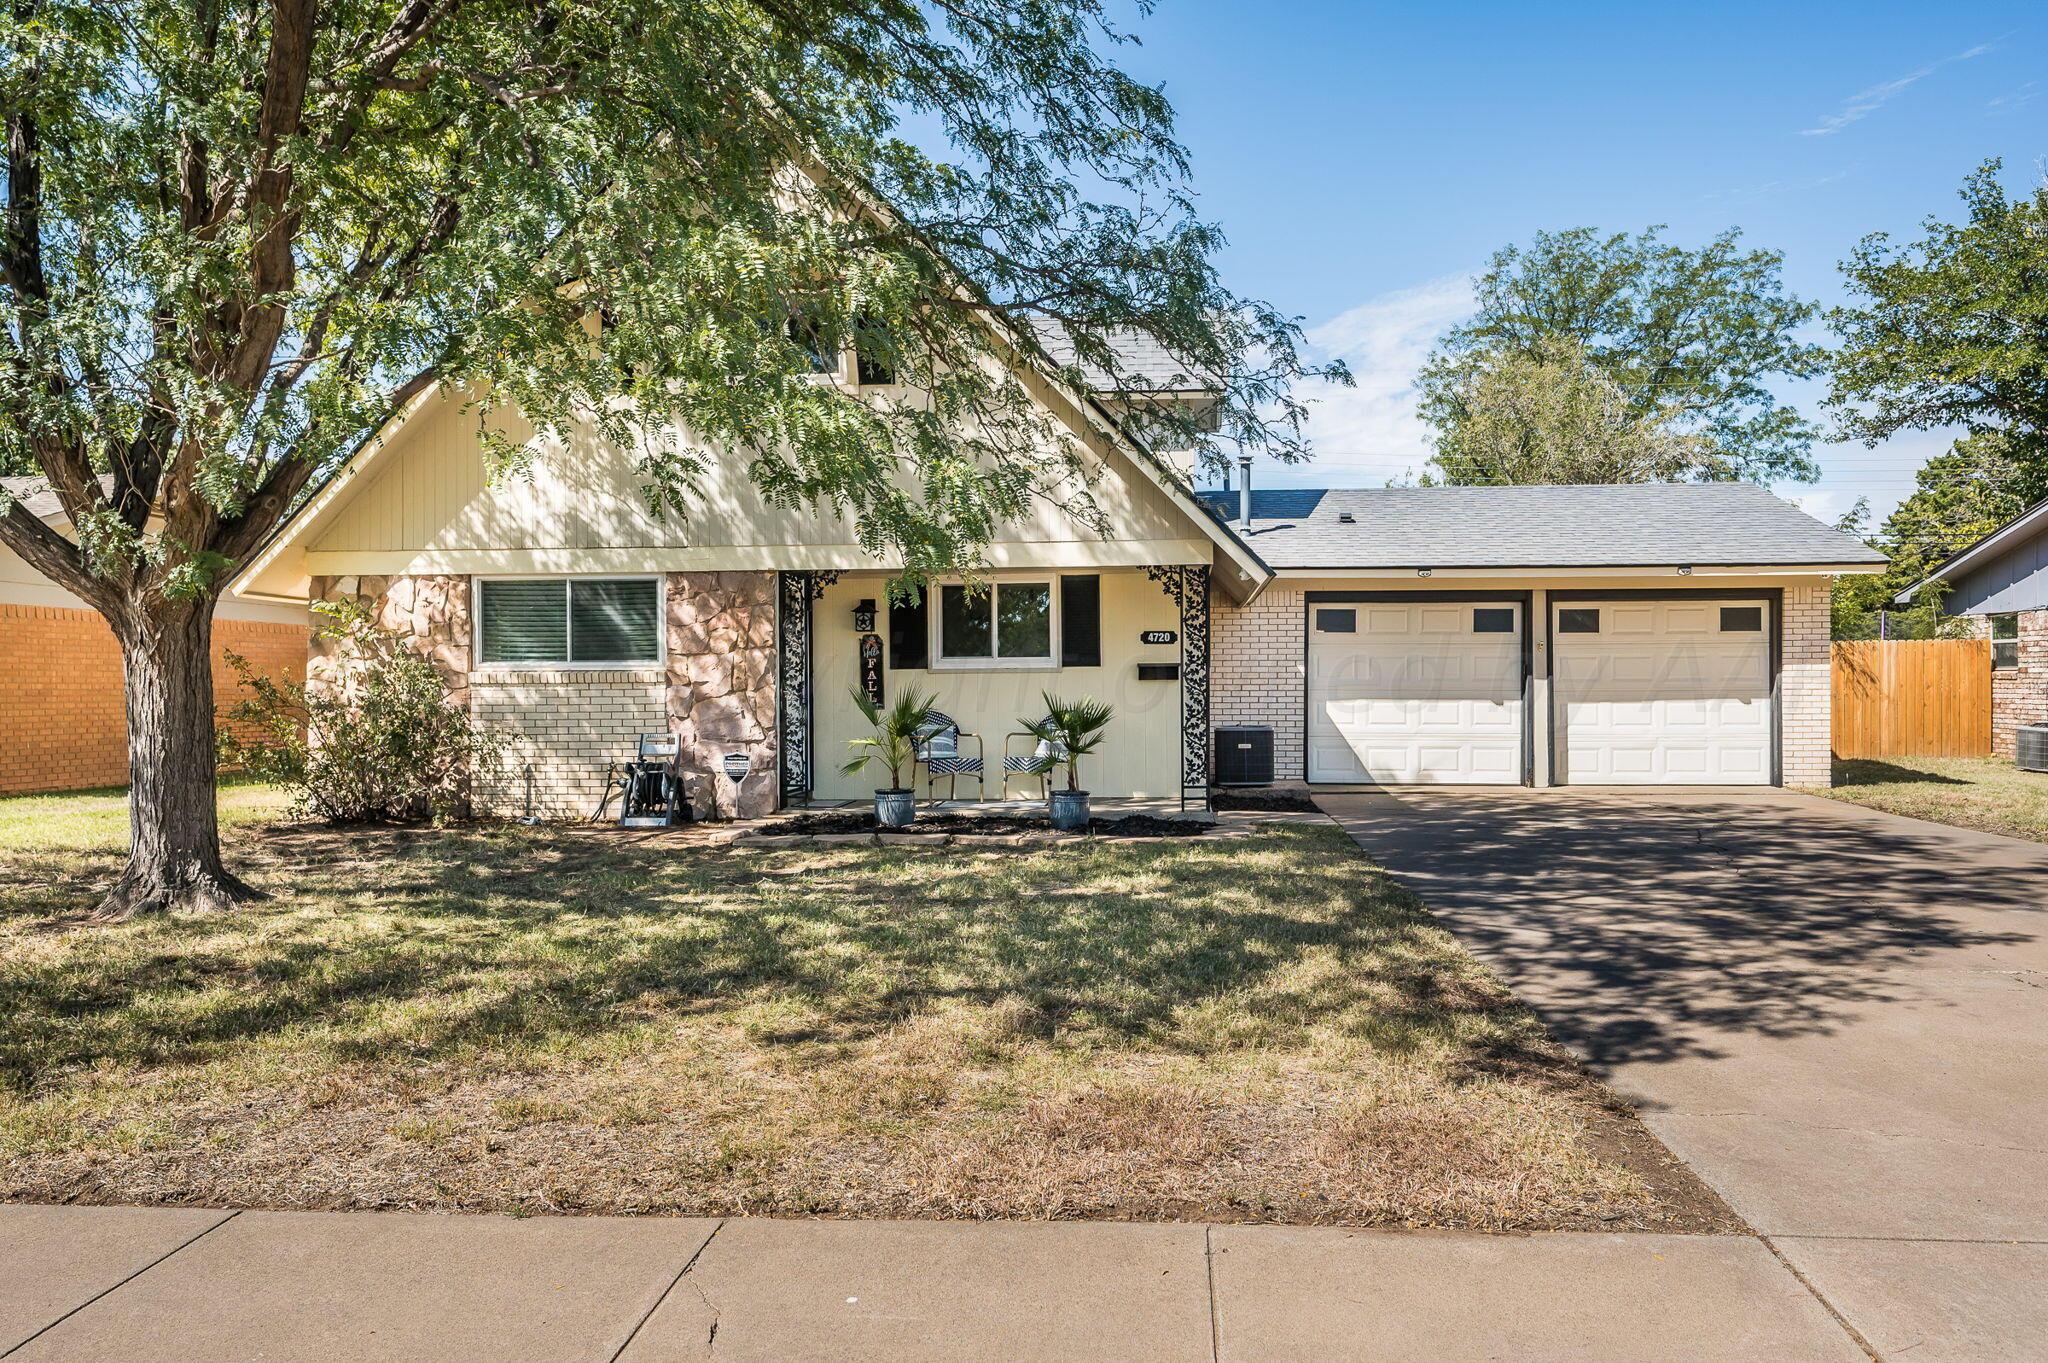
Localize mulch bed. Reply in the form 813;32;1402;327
1211;789;1323;813
765;810;1210;838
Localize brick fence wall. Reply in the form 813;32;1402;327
0;604;306;796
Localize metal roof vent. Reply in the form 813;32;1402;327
2019;725;2048;774
1337;511;1355;524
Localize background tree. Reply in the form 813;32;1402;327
0;0;1340;917
1419;226;1824;485
1420;338;1719;485
1828;160;2048;503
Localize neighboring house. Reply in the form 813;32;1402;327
234;330;1882;817
0;477;310;796
1900;497;2048;759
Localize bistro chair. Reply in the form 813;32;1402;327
913;710;985;804
1001;718;1069;802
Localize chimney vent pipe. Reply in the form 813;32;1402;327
1238;456;1253;528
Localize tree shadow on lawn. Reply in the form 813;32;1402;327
0;824;1545;1094
1831;758;1974;787
1330;792;2046;1076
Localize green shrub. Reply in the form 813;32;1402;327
221;600;500;823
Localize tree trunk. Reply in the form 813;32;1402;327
95;597;258;920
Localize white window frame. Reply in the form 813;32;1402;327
930;574;1061;671
471;574;667;670
1990;613;2020;671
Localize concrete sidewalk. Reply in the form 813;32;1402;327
0;1204;1865;1362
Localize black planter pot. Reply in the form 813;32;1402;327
874;789;916;827
1048;788;1091;831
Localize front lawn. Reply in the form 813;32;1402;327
1817;756;2048;844
0;790;1728;1231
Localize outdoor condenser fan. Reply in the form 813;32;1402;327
596;733;693;828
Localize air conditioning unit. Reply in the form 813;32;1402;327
1215;726;1275;786
2018;726;2048;774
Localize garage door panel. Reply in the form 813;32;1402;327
1308;600;1525;785
1554;599;1772;786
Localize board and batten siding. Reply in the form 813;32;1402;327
269;391;1214;586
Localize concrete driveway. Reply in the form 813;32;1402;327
1320;786;2048;1363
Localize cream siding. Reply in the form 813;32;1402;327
245;391;1217;593
809;569;1185;801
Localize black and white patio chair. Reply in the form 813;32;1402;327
1001;718;1069;801
913;710;985;804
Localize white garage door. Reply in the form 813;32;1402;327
1552;598;1772;785
1307;599;1525;784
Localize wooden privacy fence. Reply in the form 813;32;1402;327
1832;638;1991;760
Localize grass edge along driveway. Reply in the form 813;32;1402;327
0;789;1732;1232
1812;755;2048;845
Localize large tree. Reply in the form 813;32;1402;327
0;0;1337;916
1419;226;1824;485
1419;338;1717;486
1828;159;2048;502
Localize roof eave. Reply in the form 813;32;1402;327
1898;495;2048;604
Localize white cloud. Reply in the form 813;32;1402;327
1801;42;1995;136
1270;274;1473;488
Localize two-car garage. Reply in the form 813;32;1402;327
1305;591;1778;787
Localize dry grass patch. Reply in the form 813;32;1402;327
1815;756;2048;843
0;790;1731;1231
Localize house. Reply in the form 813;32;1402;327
233;327;1883;817
0;478;310;796
1901;496;2048;758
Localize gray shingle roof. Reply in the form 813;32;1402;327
1193;483;1886;570
1;475;68;523
1026;320;1220;393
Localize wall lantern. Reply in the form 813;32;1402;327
1676;565;1693;576
851;598;877;632
1416;567;1433;579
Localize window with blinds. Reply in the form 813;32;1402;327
477;578;660;665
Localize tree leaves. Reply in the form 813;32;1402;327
1;0;1342;609
1827;159;2048;478
1419;226;1823;485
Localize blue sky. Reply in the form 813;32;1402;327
1106;0;2047;525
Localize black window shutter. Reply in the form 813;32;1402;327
1060;575;1101;667
888;592;929;670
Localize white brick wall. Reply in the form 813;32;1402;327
1781;580;1833;787
1211;583;1306;780
471;668;670;817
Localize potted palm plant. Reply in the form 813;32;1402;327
1025;692;1114;831
842;686;938;827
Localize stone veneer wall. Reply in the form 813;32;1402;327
310;571;778;820
664;571;778;818
1972;608;2048;759
1209;581;1308;781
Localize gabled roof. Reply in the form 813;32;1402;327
1;475;115;526
1899;495;2048;602
1026;321;1221;395
1193;482;1887;571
